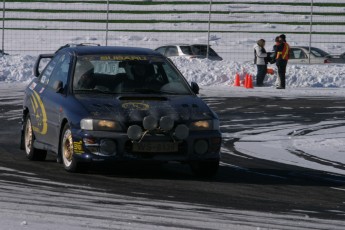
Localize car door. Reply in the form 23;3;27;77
27;54;60;148
38;53;72;151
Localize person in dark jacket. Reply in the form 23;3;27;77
254;39;268;86
271;36;281;87
274;34;290;89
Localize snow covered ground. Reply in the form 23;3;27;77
1;166;344;230
1;53;345;230
1;54;345;176
1;1;345;226
0;66;345;230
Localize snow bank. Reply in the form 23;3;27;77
0;55;36;83
1;54;345;89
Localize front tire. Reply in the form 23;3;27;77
61;124;79;172
24;115;47;161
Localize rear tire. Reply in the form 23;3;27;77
23;115;47;161
61;123;82;172
190;160;219;178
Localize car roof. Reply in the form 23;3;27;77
57;45;161;56
158;44;211;47
291;46;322;50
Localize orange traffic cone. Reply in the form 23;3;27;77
245;73;253;88
233;73;240;86
247;74;254;89
243;74;247;87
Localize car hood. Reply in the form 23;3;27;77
75;94;217;124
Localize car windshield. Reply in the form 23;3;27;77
73;55;192;95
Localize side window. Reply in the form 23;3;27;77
39;54;61;85
192;46;208;56
180;46;193;55
166;47;178;57
161;62;181;83
291;49;299;59
291;49;307;59
300;50;308;59
47;54;71;88
310;49;322;57
155;47;167;56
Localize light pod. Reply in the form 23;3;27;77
174;124;189;140
127;125;143;141
143;115;158;131
160;116;174;131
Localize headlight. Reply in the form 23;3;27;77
80;119;122;131
190;120;219;130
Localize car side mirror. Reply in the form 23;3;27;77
190;82;199;94
53;80;63;93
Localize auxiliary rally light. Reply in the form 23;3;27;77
143;115;158;131
159;116;174;131
127;116;189;141
127;125;143;141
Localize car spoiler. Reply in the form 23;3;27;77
33;53;54;77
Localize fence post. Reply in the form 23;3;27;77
308;0;313;64
105;0;109;46
1;0;5;53
206;0;212;59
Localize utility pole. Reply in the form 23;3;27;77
105;0;109;46
207;0;212;59
1;0;5;54
308;0;313;64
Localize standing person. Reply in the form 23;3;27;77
271;36;282;87
275;34;290;89
254;39;268;87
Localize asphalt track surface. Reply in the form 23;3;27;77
1;92;345;225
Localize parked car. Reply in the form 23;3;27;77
288;46;332;64
268;46;332;64
20;44;221;176
155;44;223;61
324;52;345;64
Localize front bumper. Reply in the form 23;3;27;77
71;128;221;163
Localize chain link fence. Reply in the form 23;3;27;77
1;0;344;61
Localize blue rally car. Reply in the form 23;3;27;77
20;44;221;176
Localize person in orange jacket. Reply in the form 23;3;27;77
274;34;290;89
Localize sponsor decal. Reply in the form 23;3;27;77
73;141;84;154
30;91;48;135
29;82;37;90
122;102;150;110
39;87;45;94
100;55;148;61
97;55;165;62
